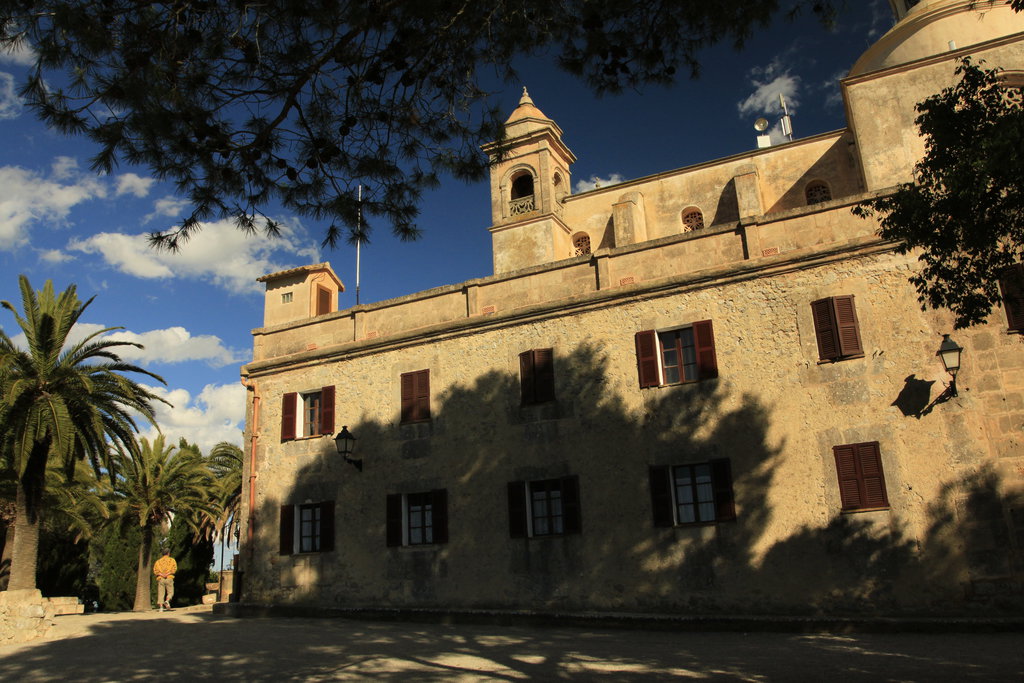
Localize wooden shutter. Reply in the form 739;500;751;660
834;442;889;511
279;504;295;555
400;370;430;423
519;351;536;405
400;372;415;423
999;264;1024;332
432;489;449;544
561;476;582;535
319;501;335;552
280;392;297;442
648;466;674;527
710;459;737;521
534;348;556;403
856;442;889;509
811;298;839;361
316;286;331;315
692;320;719;380
318;385;335;436
507;481;528;538
385;494;403;546
833;295;863;357
635;330;660;388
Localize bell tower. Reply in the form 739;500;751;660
482;88;576;274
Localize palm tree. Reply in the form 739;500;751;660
110;435;216;611
0;275;165;591
206;442;243;553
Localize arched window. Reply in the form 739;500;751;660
681;208;704;233
509;170;536;215
573;233;591;257
805;181;832;205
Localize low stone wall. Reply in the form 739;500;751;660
0;589;56;645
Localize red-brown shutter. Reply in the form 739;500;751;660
319;500;335;552
692;320;719;380
318;385;335;436
710;459;737;521
811;298;839;361
857;442;889;509
648;466;674;527
432;489;449;544
519;351;536;405
561;476;582;535
279;504;295;555
834;444;863;510
386;494;403;546
317;286;331;315
833;295;864;357
413;369;430;421
635;330;660;388
280;392;297;442
400;372;415;424
507;481;528;538
534;348;555;403
999;264;1024;332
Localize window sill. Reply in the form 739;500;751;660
840;506;890;514
816;354;865;365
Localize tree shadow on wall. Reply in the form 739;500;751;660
246;342;1023;616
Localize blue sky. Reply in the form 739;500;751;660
0;1;894;453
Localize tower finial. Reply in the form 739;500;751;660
519;87;534;106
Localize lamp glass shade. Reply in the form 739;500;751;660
334;426;356;457
936;334;963;374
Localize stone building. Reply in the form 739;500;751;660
238;0;1024;615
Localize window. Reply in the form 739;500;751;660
520;348;555;405
400;369;430;424
315;286;332;316
805;181;832;205
507;476;581;538
681;208;704;233
811;296;864;361
649;460;736;526
635;321;718;388
573;233;592;257
833;442;889;512
281;292;293;304
280;386;335;441
999;264;1024;332
279;501;335;555
510;172;534;199
386;490;449;546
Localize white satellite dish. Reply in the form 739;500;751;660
754;118;769;132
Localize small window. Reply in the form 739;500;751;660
805;181;832;205
573;233;592;257
279;501;335;555
681;208;704;233
833;442;889;512
811;296;864;362
510;172;534;199
400;369;430;424
998;264;1024;332
635;321;718;388
280;386;335;441
386;490;449;546
649;460;736;526
281;292;293;304
315;286;332;316
520;348;555;405
507;476;581;538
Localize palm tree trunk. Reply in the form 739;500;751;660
6;441;48;591
0;522;12;590
133;524;154;611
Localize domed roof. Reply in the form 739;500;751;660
850;0;1024;77
505;88;551;124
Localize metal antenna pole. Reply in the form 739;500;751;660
356;185;362;306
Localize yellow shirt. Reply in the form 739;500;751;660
153;555;177;579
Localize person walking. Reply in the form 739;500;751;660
153;549;177;612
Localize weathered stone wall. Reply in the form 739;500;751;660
0;590;56;645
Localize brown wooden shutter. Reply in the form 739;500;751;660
857;442;889;509
280;393;297;442
999;264;1024;332
561;476;582;535
386;494;403;546
534;348;555;403
811;298;839;361
692;320;719;380
833;295;864;357
400;372;415;423
319;385;335;436
507;481;527;538
432;489;449;544
413;369;430;421
635;330;660;388
833;444;862;510
319;500;335;552
648;466;674;527
316;286;331;315
519;350;535;405
710;459;737;521
279;504;295;555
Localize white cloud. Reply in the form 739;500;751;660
144;195;191;224
737;62;800;119
38;248;73;263
69;217;320;295
0;72;21;119
574;173;626;193
50;156;82;180
0;42;35;67
138;382;246;453
0;163;107;250
115;173;155;198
